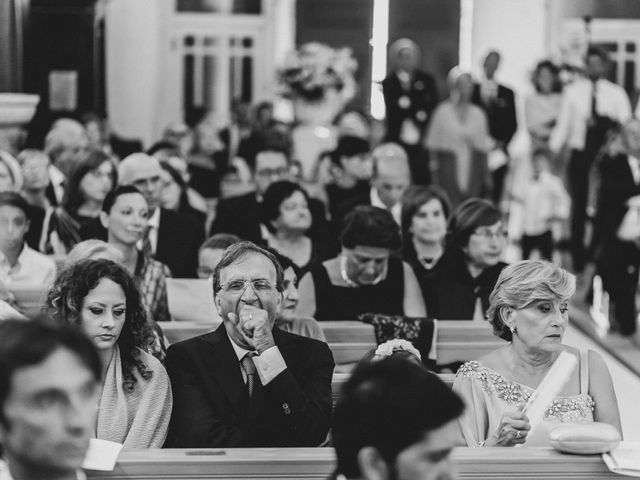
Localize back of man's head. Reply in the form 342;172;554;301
371;143;409;180
333;358;464;479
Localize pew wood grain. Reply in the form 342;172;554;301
86;447;620;480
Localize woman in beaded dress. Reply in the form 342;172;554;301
453;260;621;447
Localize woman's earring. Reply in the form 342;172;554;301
509;324;516;334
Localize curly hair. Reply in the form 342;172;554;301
487;260;576;341
43;259;155;392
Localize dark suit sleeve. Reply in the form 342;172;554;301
209;198;233;237
503;88;518;146
165;342;251;447
261;340;334;446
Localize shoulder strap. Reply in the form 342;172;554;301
580;349;589;395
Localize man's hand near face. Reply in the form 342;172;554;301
227;304;276;354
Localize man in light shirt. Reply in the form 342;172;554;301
550;46;632;273
165;241;334;447
0;320;101;480
0;192;56;291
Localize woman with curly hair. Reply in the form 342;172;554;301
44;258;172;448
297;205;425;320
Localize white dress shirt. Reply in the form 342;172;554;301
522;171;570;236
550;77;631;152
370;187;402;225
628;155;640;185
137;207;160;254
0;244;56;289
228;333;286;386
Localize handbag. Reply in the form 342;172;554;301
549;422;621;454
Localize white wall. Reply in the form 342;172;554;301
468;0;550;156
105;0;169;148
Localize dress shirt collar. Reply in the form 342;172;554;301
629;155;640;184
147;207;161;230
370;187;402;225
0;243;28;271
228;331;254;363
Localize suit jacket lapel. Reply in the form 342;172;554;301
202;326;247;413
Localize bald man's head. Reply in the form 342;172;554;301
372;143;411;209
118;153;162;211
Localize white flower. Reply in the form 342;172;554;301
374;339;422;361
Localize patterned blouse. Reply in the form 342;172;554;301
453;353;595;446
135;251;171;324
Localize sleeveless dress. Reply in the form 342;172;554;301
310;258;405;321
453;350;595;447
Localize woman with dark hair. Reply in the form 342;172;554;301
44;258;172;448
100;185;171;323
159;160;206;225
453;260;620;447
425;198;508;320
297;205;425;320
525;60;562;150
64;149;116;227
260;180;323;274
401;185;451;273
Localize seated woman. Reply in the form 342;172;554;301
453;260;621;447
268;248;326;342
100;185;171;322
159;160;206;226
401;185;451;296
260;180;324;274
64;149;116;229
297;205;425;321
425;198;507;321
44;258;172;448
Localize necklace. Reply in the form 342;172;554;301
339;254;359;287
418;256;438;270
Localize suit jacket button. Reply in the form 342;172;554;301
282;403;291;414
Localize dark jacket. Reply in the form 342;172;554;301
472;83;518;148
164;325;334;448
79;208;204;278
210;191;328;245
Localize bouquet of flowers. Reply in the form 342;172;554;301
278;42;358;103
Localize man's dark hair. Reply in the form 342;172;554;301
0;319;101;426
199;233;241;254
212;241;284;293
329;136;370;168
586;45;610;63
259;181;312;234
333;358;464;477
340;206;402;251
101;185;144;213
0;192;29;218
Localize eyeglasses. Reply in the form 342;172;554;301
220;279;276;294
472;227;508;241
255;167;289;178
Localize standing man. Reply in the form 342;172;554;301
383;39;438;185
0;320;101;480
165;241;334;447
551;46;632;273
471;50;518;205
332;358;464;480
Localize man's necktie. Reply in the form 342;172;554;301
591;80;598;120
241;352;259;398
141;225;153;258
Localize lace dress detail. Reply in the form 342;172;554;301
457;361;595;423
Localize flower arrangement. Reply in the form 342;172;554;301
278;42;358;103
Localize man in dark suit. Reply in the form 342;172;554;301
594;120;640;341
79;153;204;278
165;242;334;447
471;50;517;204
382;38;438;185
210;146;328;244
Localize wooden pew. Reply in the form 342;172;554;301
161;320;506;366
87;447;620;479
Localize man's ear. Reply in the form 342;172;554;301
357;446;389;480
213;290;223;316
99;211;109;229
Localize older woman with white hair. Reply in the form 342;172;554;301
453;260;621;447
425;68;491;206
